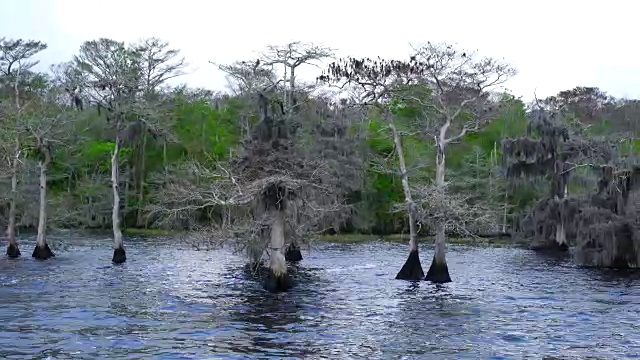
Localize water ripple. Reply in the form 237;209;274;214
0;237;639;359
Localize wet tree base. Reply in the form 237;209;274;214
32;243;55;260
6;243;20;258
264;269;293;293
285;243;303;262
425;257;452;283
112;246;126;264
396;249;424;280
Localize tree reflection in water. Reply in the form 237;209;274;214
227;265;332;358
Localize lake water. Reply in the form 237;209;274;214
1;235;640;359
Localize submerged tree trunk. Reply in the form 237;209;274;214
425;142;452;283
390;122;424;280
6;138;20;259
285;237;302;262
285;240;303;262
33;151;54;260
111;138;126;264
265;204;292;292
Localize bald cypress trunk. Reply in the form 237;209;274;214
390;122;424;280
265;206;292;292
111;138;126;264
33;155;54;260
425;143;452;283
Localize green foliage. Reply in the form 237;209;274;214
448;98;528;168
170;97;243;163
359;117;405;232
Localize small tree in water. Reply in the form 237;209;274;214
153;56;351;292
232;90;313;291
153;90;350;292
72;38;173;263
22;71;78;260
213;42;337;264
72;39;139;263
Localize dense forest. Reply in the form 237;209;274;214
1;37;640;290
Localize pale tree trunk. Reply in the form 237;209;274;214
33;149;54;260
555;184;568;248
425;128;454;283
550;158;569;250
282;65;288;109
390;122;424;280
111;138;126;264
288;66;295;110
6;138;20;258
264;205;292;292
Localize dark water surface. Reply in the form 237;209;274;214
1;235;640;359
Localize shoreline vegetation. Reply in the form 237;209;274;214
120;228;516;246
19;226;516;247
13;226;514;246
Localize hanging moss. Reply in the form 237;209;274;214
570;165;640;268
502;106;640;268
574;207;640;268
526;197;579;250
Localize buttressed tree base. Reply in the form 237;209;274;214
395;249;424;280
112;247;126;264
6;243;20;258
425;256;452;284
264;268;293;293
285;243;303;262
32;243;54;260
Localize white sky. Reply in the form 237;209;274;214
2;0;639;100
